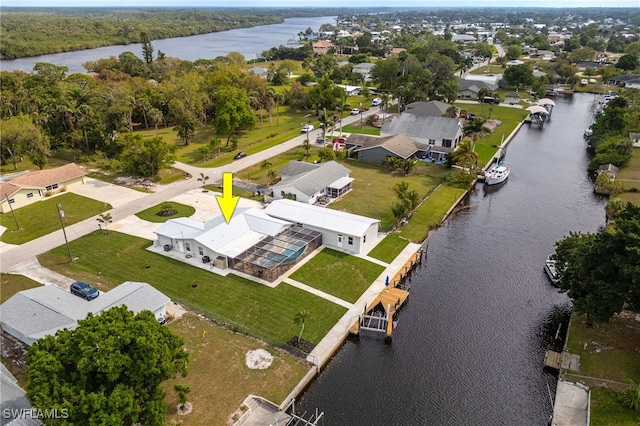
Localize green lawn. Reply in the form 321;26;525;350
399;185;467;243
0;273;41;303
289;248;385;303
237;145;327;185
341;125;381;136
0;193;112;245
163;314;309;426
590;387;640;426
37;231;346;346
617;147;640;195
367;235;410;264
329;161;453;232
135;202;196;223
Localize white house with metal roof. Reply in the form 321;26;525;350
264;199;379;255
0;282;169;346
270;161;353;204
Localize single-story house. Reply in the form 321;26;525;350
458;79;499;99
630;132;640;148
451;34;476;43
403;100;454;117
607;74;640;89
1;364;42;426
347;134;426;163
270;160;353;204
336;84;362;96
264;199;379;255
0;163;87;213
505;60;525;67
381;114;464;162
505;92;521;105
352;62;376;81
0;282;169;346
312;40;335;55
248;66;268;79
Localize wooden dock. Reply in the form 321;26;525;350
544;350;581;371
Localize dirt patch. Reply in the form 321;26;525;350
0;331;28;384
114;176;156;191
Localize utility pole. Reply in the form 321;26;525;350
56;203;73;262
5;194;19;230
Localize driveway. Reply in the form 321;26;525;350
69;177;148;208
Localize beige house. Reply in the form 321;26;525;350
0;163;87;213
312;40;335;55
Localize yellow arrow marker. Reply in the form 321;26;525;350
216;172;239;224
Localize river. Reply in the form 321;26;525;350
0;16;335;74
297;93;606;425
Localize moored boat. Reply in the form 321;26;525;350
544;256;559;285
484;162;510;185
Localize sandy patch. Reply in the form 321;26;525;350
245;349;273;369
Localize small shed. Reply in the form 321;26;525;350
505;92;521;105
598;163;619;177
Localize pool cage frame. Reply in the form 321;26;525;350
231;226;322;281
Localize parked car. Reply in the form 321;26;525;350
371;98;382;106
70;281;99;300
233;151;247;160
301;124;314;133
350;108;360;115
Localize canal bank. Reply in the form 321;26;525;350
295;93;606;424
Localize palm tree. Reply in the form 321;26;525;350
197;173;209;190
197;146;210;162
621;378;640;411
451;139;479;173
208;137;221;158
96;213;112;234
302;138;311;160
293;310;309;346
267;169;278;184
477;87;491;117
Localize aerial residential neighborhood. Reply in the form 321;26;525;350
1;4;639;425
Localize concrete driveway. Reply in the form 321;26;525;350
68;177;147;208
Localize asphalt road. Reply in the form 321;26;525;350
0;107;383;273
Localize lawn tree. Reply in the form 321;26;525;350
213;85;256;146
503;64;534;89
208;136;222;158
96;212;113;234
119;133;177;177
0;115;51;170
26;306;188;426
197;145;210;162
451;138;478;172
293;310;309;345
260;160;273;178
140;32;154;66
552;203;640;324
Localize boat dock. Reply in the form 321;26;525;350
544;350;581;371
348;250;421;341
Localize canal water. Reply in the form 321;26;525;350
297;93;607;425
0;16;335;74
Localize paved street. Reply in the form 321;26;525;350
0;107;382;274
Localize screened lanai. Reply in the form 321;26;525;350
231;226;322;281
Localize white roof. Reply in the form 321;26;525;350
194;208;292;258
327;176;354;189
0;282;169;345
264;199;379;237
154;217;204;239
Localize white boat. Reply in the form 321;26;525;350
484;162;510;185
584;127;593;137
544;257;559;285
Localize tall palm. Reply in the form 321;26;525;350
96;212;113;234
451;139;478;173
477;87;491;117
293;310;309;345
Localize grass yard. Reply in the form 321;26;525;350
398;185;467;243
341;124;381;136
236;145;327;185
37;231;346;346
163;313;309;426
617;147;640;195
0;273;41;303
329;161;451;232
564;312;640;425
289;248;385;303
367;235;410;264
135;202;196;223
0;193;112;245
590;387;640;426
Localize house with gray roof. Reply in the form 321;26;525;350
347;134;426;163
381;114;464;162
0;282;169;346
458;79;499;99
0;365;42;426
403;100;454;117
352;62;376;81
270;160;353;204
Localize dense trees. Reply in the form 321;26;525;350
26;306;188;425
552;203;640;324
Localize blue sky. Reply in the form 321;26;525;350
2;1;639;7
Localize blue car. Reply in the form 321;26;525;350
70;281;99;301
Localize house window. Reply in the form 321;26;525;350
45;184;59;191
442;139;452;148
198;247;204;255
348;236;353;245
428;139;435;145
26;193;34;199
185;242;191;252
7;198;15;204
